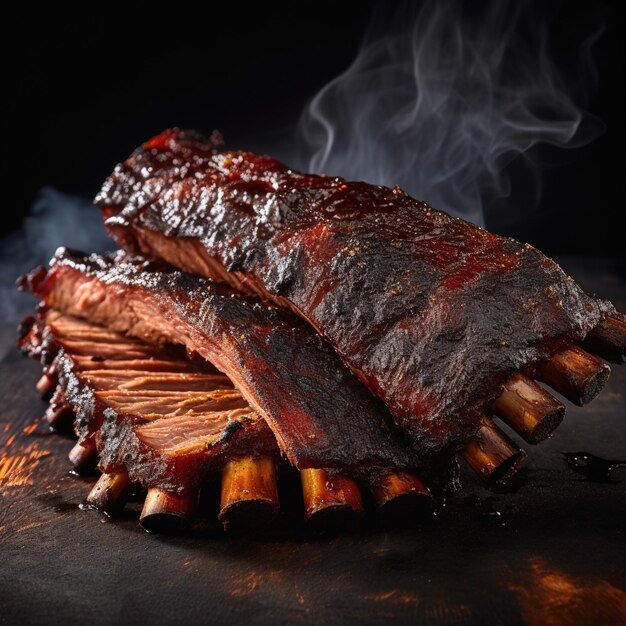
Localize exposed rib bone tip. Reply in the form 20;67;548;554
371;471;434;526
36;373;56;397
68;439;98;472
461;415;527;483
536;346;610;406
582;314;626;364
86;469;131;513
300;468;364;533
140;487;198;533
492;373;565;444
44;387;73;428
218;456;279;531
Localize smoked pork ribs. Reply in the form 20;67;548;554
96;129;618;456
20;250;421;482
15;128;625;533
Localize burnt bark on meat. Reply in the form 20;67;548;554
18;310;276;492
20;250;421;482
95;129;615;456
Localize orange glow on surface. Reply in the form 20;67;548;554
510;556;626;626
0;443;50;488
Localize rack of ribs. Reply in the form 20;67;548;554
96;129;624;457
20;250;435;531
15;128;624;534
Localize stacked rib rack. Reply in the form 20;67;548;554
17;129;626;534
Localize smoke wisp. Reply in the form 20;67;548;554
297;1;604;225
0;187;114;326
0;1;607;338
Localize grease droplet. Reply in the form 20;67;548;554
563;451;626;482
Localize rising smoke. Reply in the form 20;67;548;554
297;1;604;226
0;2;606;333
0;188;113;327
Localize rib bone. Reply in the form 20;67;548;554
370;471;434;525
461;416;527;483
140;487;199;533
536;346;610;406
86;469;131;513
218;455;279;531
300;468;364;532
492;373;565;444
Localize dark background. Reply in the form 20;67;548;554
1;6;626;622
2;0;624;254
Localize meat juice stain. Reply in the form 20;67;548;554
563;451;626;482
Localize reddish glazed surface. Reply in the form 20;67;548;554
97;129;614;458
22;250;420;482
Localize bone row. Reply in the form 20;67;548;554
39;314;624;532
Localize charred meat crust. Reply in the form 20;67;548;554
18;310;276;493
96;128;615;454
23;251;422;482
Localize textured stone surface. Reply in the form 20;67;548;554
1;257;625;625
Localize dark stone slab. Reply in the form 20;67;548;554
1;257;625;625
